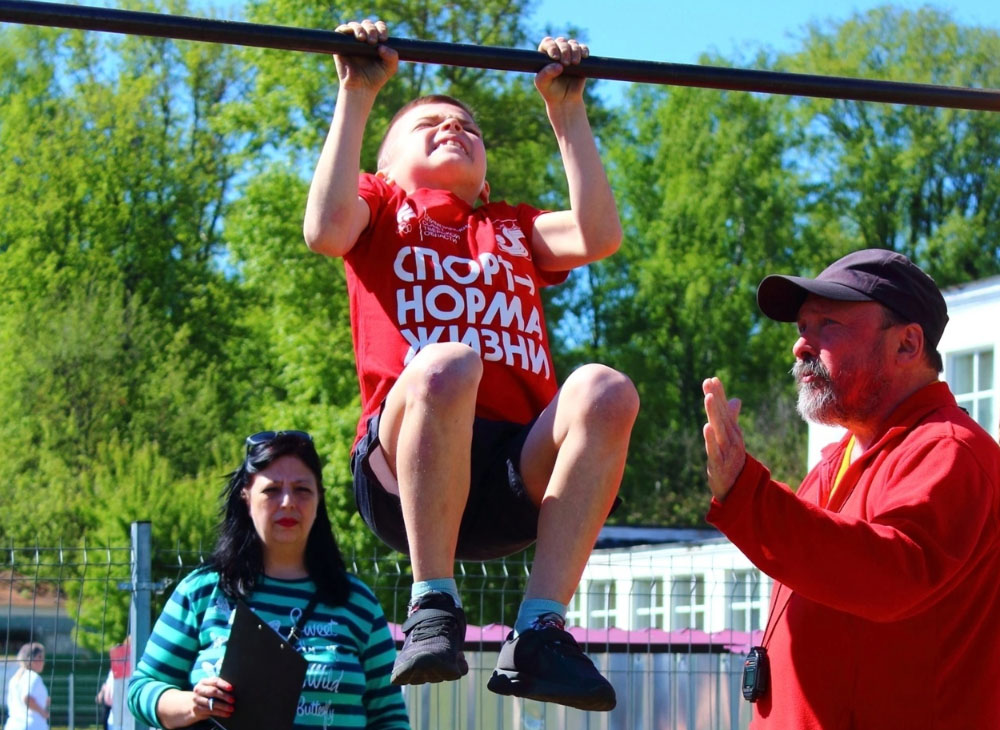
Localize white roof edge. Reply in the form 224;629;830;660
943;275;1000;307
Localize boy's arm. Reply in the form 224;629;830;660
530;37;623;271
303;20;398;258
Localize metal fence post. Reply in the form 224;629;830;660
125;521;152;730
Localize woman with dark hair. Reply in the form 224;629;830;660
127;431;410;729
4;642;49;730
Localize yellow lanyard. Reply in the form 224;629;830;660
825;435;855;509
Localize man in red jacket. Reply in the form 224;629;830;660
702;248;1000;729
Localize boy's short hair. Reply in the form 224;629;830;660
376;94;479;171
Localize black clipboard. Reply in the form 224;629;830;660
209;600;307;730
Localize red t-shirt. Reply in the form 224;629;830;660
345;174;568;446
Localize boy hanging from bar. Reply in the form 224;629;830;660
303;19;637;711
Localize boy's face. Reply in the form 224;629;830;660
378;102;488;205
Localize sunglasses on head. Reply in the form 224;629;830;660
244;430;313;457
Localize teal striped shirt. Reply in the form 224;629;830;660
127;569;409;729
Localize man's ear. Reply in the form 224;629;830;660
896;323;924;364
478;180;491;205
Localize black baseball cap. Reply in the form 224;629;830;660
756;248;949;347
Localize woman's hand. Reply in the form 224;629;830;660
192;676;234;720
155;678;234;729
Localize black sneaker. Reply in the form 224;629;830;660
487;614;616;711
391;591;469;685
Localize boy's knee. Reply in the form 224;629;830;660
564;364;639;425
406;343;483;402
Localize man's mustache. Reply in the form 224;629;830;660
792;357;831;383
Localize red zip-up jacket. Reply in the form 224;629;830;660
709;381;1000;729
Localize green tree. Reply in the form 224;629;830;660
785;6;1000;283
69;435;223;653
0;13;249;551
590;76;807;525
0;16;252;645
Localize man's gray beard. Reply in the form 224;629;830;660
796;381;841;424
793;356;889;426
793;359;841;425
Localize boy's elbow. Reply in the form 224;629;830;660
575;219;622;262
303;219;343;257
302;220;326;253
304;197;367;257
594;220;623;257
608;221;624;252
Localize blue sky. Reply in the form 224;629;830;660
528;0;1000;64
527;0;1000;104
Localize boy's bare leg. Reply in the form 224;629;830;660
486;363;637;709
378;342;481;582
519;363;639;603
380;343;480;685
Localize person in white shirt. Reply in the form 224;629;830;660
96;668;114;730
4;642;49;730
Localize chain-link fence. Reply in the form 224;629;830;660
3;523;756;730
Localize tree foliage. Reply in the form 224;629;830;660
785;6;1000;284
586;78;808;524
2;2;1000;647
0;11;248;646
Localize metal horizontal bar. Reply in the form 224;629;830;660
2;0;1000;111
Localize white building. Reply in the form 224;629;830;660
574;274;1000;632
569;533;771;633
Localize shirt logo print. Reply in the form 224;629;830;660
419;216;466;243
495;222;530;258
396;202;417;235
398;200;468;243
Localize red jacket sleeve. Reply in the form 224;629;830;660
708;428;998;622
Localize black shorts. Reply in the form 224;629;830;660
351;409;541;561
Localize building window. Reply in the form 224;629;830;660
727;570;766;631
570;580;617;629
586;580;617;628
631;579;667;629
670;574;706;630
947;348;995;435
567;589;584;626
